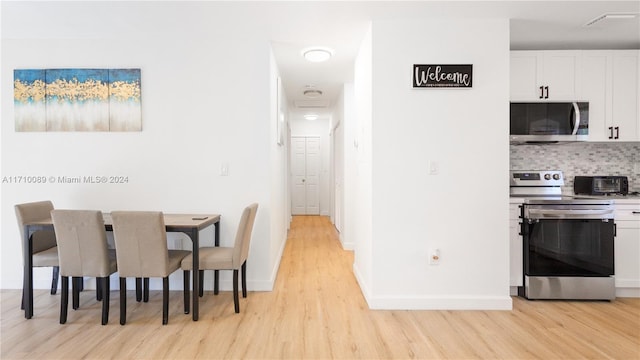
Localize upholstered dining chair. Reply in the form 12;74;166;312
15;201;60;308
111;211;191;325
182;203;258;314
51;210;117;325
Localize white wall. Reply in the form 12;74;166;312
351;25;375;302
1;2;288;292
364;18;511;309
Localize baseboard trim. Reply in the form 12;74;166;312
353;263;512;310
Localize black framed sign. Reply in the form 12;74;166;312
413;64;472;88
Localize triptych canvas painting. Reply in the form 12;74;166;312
14;68;142;132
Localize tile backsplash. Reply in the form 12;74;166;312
510;142;640;193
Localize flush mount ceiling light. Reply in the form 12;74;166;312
303;89;323;98
304;114;319;121
302;47;333;62
585;12;639;26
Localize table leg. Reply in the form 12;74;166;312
192;230;199;321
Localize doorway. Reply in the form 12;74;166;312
291;136;320;215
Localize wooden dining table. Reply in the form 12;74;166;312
22;213;220;321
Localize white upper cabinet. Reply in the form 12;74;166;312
581;50;639;142
612;51;639;141
510;51;582;101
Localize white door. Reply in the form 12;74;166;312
291;137;320;215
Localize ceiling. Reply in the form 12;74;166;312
270;1;640;121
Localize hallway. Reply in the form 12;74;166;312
1;215;639;359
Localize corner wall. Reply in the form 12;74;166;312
367;18;512;309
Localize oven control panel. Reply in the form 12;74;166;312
510;170;564;187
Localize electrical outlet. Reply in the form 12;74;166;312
429;249;440;265
428;161;439;175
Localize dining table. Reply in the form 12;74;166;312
22;212;220;321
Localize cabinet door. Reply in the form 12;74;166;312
510;51;581;101
582;51;613;142
612;51;639;141
615;226;640;290
510;51;543;100
542;51;582;100
509;204;523;287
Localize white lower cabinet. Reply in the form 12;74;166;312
614;202;640;297
509;203;523;288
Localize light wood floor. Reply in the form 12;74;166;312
2;215;639;359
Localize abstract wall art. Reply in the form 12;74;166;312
14;68;141;132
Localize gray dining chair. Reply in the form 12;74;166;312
15;201;60;308
51;210;117;325
111;211;191;325
182;203;258;314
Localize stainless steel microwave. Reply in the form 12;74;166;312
510;102;589;143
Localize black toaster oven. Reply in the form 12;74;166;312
574;176;628;195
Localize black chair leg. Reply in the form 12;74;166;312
101;277;110;325
233;269;239;313
20;287;25;310
143;278;149;303
135;277;142;302
199;270;204;297
183;271;190;314
162;277;169;325
119;278;127;325
214;270;219;295
241;262;247;298
51;266;59;295
96;278;103;301
60;276;69;324
72;277;80;310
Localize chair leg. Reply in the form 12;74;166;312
199;270;204;297
233;269;239;313
143;278;150;303
241;261;247;298
51;266;59;295
162;277;169;325
119;278;127;325
96;278;103;301
72;277;80;310
101;277;110;325
183;271;190;314
60;276;69;324
214;270;219;295
20;287;25;310
135;278;142;302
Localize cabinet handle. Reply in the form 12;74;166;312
609;126;614;139
614;126;619;139
632;211;640;215
539;86;544;99
544;86;549;99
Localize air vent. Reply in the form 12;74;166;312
294;100;329;109
585;13;639;27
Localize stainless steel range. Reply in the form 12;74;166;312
510;170;616;300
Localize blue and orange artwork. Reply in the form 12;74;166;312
14;68;141;132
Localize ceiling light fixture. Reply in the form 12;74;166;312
302;47;333;62
303;89;323;98
585;12;639;26
304;114;319;121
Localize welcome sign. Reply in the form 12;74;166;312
413;64;472;88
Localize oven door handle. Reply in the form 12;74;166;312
527;208;615;219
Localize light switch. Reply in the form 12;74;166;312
220;163;229;176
